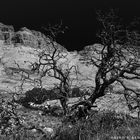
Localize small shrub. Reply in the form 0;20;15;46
24;88;49;104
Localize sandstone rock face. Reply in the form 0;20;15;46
0;23;55;50
0;23;14;45
14;28;38;48
13;27;49;49
31;29;49;49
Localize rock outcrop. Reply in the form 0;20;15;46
14;27;49;49
0;23;59;50
0;23;14;45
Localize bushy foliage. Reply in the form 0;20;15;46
0;95;20;135
24;88;49;104
16;88;60;107
55;110;140;140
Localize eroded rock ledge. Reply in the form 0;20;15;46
0;22;60;49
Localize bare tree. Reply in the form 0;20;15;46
32;43;77;114
22;23;77;114
72;9;140;116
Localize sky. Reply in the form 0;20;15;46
0;0;140;51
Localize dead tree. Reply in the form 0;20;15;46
71;9;140;116
26;24;76;115
33;44;77;114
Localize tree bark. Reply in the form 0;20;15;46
60;97;68;115
89;83;107;104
